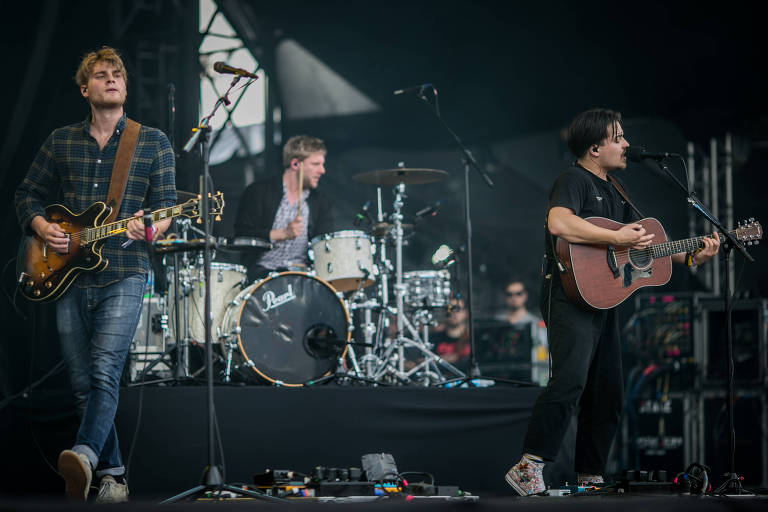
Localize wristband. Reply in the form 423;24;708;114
687;248;703;268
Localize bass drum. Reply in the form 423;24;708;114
221;272;350;386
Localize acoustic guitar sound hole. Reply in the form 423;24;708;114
628;248;652;269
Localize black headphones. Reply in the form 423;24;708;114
675;463;711;495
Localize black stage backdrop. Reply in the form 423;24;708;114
1;386;583;498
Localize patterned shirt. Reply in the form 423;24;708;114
258;185;310;270
15;113;176;287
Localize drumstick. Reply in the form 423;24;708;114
297;160;304;217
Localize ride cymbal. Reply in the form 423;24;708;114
352;168;448;186
176;190;199;202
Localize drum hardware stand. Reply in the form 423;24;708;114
173;217;197;380
348;297;382;379
368;181;465;385
129;218;200;386
161;74;280;504
411;85;495;385
220;332;239;384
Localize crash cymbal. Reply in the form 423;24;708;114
152;236;217;254
352;168;448;186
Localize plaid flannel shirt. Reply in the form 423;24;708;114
15;113;176;288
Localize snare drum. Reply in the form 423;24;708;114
168;262;248;343
309;230;376;292
402;269;452;309
220;272;350;386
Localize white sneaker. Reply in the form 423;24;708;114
95;475;129;504
58;450;92;502
577;474;605;486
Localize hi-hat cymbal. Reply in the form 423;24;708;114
352;168;448;185
372;222;414;237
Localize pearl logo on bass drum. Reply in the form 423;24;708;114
261;284;296;312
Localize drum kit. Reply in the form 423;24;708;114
128;167;466;386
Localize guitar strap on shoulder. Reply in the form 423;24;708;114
544;198;566;275
607;174;645;220
104;118;141;224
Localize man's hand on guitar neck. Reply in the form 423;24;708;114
693;232;720;264
126;210;172;240
671;232;721;266
31;215;70;254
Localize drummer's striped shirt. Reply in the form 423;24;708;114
259;185;310;270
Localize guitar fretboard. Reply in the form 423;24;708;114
82;204;188;244
650;231;730;259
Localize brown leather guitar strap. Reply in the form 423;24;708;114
104;118;141;224
607;174;645;219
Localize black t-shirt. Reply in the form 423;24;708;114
544;164;642;282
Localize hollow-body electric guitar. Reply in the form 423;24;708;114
556;217;762;310
17;192;224;302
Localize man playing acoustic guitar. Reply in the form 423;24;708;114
505;108;720;495
14;46;175;502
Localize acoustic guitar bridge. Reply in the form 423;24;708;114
606;245;620;279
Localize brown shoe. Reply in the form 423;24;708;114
57;450;92;501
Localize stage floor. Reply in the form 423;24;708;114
3;384;766;507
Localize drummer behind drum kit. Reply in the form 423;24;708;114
129;168;467;386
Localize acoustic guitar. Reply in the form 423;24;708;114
17;192;224;302
556;217;762;310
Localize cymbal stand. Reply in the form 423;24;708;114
176;218;195;378
375;186;393;313
392;183;408;376
366;183;465;385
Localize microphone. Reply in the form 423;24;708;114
415;200;442;219
353;200;374;226
143;214;155;243
393;83;432;96
212;61;259;79
626;146;679;162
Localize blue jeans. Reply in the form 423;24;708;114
57;274;145;477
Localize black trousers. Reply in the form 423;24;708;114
522;280;623;474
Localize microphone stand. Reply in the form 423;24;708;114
411;87;535;387
649;156;754;495
161;76;279;503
